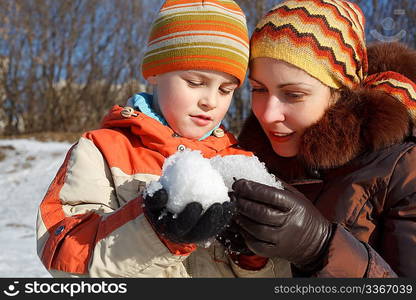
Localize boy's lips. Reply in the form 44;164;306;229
190;114;213;126
191;114;213;120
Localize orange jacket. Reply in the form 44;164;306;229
36;105;275;277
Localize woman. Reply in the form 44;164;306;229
228;0;416;277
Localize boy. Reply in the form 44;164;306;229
36;0;290;277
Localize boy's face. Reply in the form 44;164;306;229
148;70;239;139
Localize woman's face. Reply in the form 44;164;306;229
250;58;335;157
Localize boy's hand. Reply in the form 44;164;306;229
144;188;235;244
216;220;255;255
216;192;254;256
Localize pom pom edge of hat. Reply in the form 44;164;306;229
142;0;250;87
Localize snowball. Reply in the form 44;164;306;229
148;149;229;214
144;151;283;215
210;155;283;190
146;181;163;197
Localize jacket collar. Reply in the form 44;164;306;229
239;87;412;182
100;105;238;158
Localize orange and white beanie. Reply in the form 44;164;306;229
142;0;249;86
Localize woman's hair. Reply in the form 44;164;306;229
367;42;416;83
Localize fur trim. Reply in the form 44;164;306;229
299;88;410;169
239;88;410;172
367;42;416;82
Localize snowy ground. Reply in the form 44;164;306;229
0;138;72;277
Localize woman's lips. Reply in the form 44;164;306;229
269;131;295;143
190;115;212;126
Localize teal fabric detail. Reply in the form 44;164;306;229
199;122;221;141
127;93;168;126
126;92;221;141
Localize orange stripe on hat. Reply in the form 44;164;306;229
161;0;244;15
142;0;249;86
149;23;249;45
251;23;356;86
364;71;416;120
276;5;359;73
148;31;249;48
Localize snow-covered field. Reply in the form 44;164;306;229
0;138;72;277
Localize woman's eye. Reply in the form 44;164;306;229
285;92;305;99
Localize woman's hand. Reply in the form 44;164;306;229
232;179;333;268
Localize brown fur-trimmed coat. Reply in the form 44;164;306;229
238;43;416;277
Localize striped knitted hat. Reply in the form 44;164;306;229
250;0;416;120
142;0;249;86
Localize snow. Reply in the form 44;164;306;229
0;138;72;277
210;154;283;190
148;149;229;214
145;150;282;214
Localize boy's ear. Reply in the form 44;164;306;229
147;75;158;85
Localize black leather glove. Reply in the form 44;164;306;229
144;188;235;244
232;179;333;268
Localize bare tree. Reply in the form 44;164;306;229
0;0;155;135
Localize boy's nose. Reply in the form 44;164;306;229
199;93;218;111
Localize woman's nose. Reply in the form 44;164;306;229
262;95;286;123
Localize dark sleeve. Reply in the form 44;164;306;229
311;145;416;278
315;224;398;277
381;145;416;277
291;224;397;278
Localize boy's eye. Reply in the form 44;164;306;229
251;87;267;93
219;87;234;95
186;80;203;87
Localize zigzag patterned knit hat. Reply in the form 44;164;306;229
251;0;416;120
251;0;367;89
142;0;249;86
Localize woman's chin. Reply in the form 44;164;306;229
272;144;298;158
